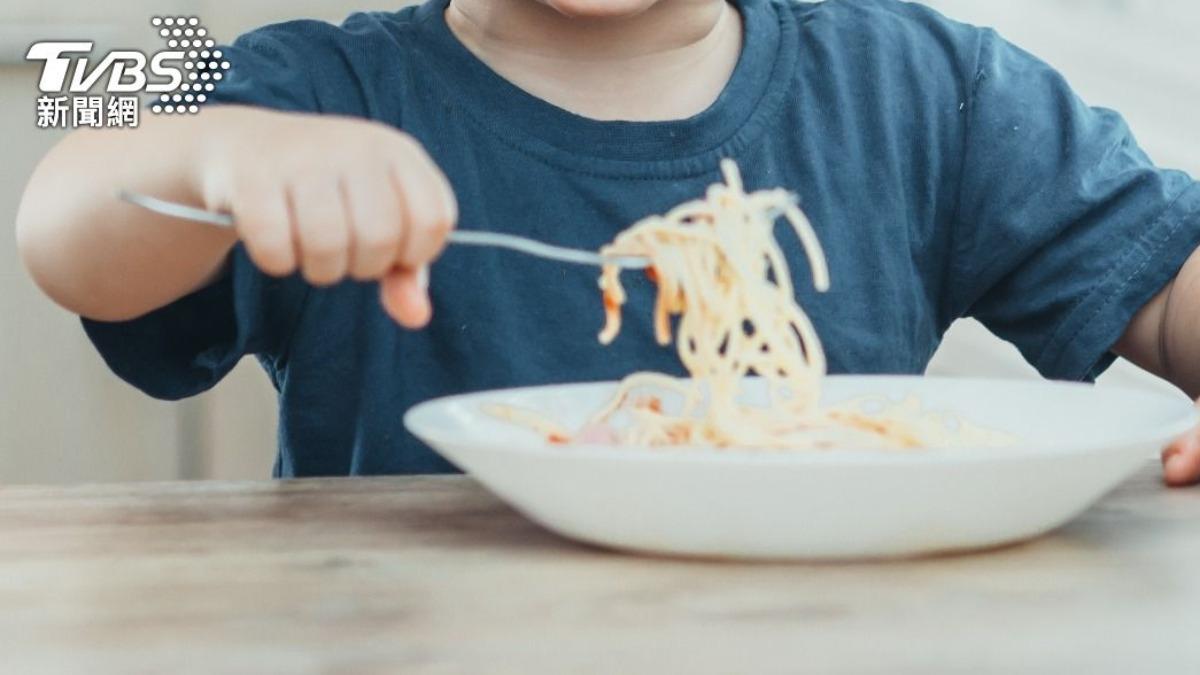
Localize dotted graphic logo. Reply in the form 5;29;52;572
148;16;229;115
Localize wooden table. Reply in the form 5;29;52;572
2;462;1198;674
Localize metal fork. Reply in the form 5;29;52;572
118;190;650;270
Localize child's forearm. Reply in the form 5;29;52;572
19;105;457;328
1160;247;1200;397
1117;246;1200;399
16;110;241;322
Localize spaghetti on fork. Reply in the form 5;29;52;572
491;160;1007;450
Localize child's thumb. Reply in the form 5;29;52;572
380;265;431;329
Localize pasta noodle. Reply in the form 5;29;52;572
490;160;1009;450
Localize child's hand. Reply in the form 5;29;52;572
1163;412;1200;487
201;107;458;328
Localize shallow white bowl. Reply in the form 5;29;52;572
404;376;1196;560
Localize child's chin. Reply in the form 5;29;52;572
543;0;660;19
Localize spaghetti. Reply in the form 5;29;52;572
491;160;1007;450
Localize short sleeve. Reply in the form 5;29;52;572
82;247;308;400
950;29;1200;381
79;21;364;400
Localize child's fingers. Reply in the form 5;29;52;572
1162;430;1200;487
380;265;431;329
343;169;404;281
232;183;296;277
289;176;351;286
428;151;458;232
389;137;456;270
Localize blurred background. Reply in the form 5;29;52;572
1;0;1196;484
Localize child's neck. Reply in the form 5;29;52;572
446;0;742;121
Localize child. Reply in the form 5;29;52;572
16;0;1200;483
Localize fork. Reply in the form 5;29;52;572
117;190;651;270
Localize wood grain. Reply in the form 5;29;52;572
1;462;1199;674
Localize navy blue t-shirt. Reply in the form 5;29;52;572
84;0;1200;476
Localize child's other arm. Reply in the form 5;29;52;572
16;106;456;328
1116;247;1200;486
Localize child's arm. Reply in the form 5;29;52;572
1116;246;1200;486
16;105;456;328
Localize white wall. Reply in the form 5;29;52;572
1;0;1196;483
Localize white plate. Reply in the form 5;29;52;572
404;376;1196;560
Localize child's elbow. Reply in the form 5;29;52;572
14;175;110;321
14;179;64;306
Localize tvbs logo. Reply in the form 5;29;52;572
26;16;230;129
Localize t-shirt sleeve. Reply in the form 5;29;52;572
83;249;309;399
80;22;339;400
949;29;1200;381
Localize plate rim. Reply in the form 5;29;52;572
403;375;1198;466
